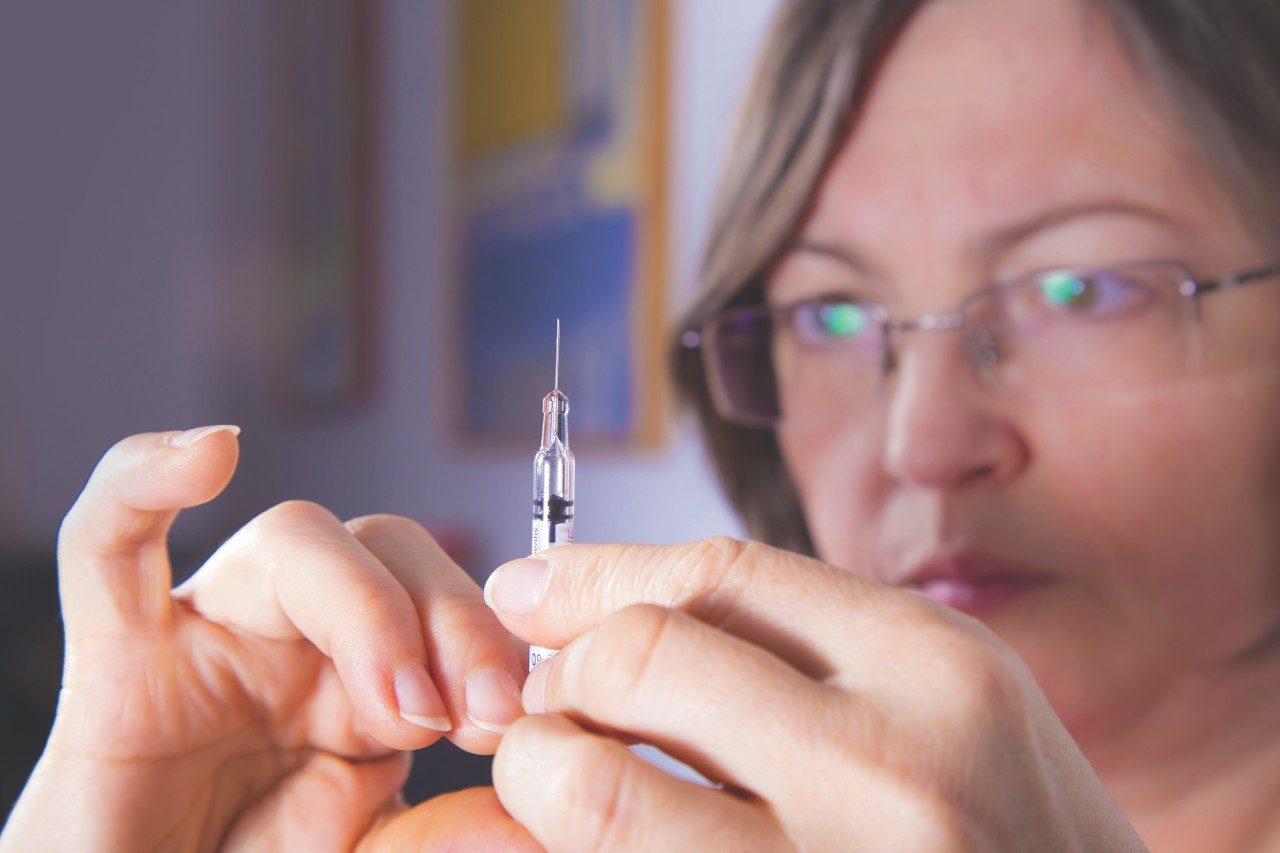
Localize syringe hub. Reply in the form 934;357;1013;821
541;389;570;449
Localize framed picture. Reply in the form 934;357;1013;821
455;0;669;446
269;0;379;413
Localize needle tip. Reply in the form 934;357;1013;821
554;319;561;391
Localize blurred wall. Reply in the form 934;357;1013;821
0;1;226;552
0;0;780;578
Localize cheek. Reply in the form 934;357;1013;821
778;415;888;576
1030;378;1280;659
778;376;1280;665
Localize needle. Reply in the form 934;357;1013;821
554;318;561;392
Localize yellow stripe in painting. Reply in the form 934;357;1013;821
459;0;565;163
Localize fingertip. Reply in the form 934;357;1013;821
521;658;550;714
394;662;453;733
483;566;498;610
464;665;524;735
485;558;550;619
401;713;452;733
135;424;241;509
164;423;241;448
56;426;242;636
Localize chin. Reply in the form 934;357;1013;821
974;599;1145;746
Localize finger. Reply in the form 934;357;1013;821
524;603;838;809
221;751;412;850
57;425;241;639
345;514;527;753
359;786;541;853
493;713;789;852
173;500;453;752
484;537;910;677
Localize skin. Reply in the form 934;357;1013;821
770;0;1280;849
1;428;538;851
485;540;1145;849
7;0;1280;849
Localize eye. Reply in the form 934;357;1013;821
791;299;875;346
1038;269;1149;316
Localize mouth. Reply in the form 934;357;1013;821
898;553;1057;615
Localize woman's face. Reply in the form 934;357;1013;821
772;0;1280;743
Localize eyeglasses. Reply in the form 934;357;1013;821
681;260;1280;428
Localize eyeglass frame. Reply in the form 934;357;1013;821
680;259;1280;428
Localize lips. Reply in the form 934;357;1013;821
899;554;1056;614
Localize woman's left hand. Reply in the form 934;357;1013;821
483;538;1147;851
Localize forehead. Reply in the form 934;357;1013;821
801;0;1220;257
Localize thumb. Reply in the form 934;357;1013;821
56;425;241;639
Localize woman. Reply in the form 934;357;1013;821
6;0;1280;848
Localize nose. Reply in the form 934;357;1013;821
880;332;1028;489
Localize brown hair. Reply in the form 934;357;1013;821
670;0;1280;556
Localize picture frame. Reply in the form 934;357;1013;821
455;0;670;447
269;0;380;413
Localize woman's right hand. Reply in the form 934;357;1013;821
0;426;539;851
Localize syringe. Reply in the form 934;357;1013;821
529;319;574;670
525;321;720;789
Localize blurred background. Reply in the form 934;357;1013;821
0;0;778;815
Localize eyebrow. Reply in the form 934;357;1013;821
977;200;1183;259
789;241;879;277
789;199;1184;280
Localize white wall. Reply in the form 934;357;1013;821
0;0;780;578
0;0;226;552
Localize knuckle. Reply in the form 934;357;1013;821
892;790;968;848
431;593;501;636
822;695;891;768
102;433;138;463
935;638;1020;729
344;513;431;546
234;500;337;562
697;535;750;572
345;512;455;571
349;580;416;625
573;605;681;710
840;766;965;847
308;754;366;802
56;434;154;554
330;588;419;657
550;738;640;850
106;430;155;463
491;713;541;784
684;535;749;592
246;504;422;638
55;504;89;557
256;499;342;533
679;536;761;622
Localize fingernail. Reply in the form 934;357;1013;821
484;558;549;616
465;666;523;734
522;658;550;714
167;424;241;448
394;662;452;732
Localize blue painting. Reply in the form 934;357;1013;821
457;0;666;444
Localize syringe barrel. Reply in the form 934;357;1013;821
531;445;574;553
530;388;574;669
530;445;573;668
